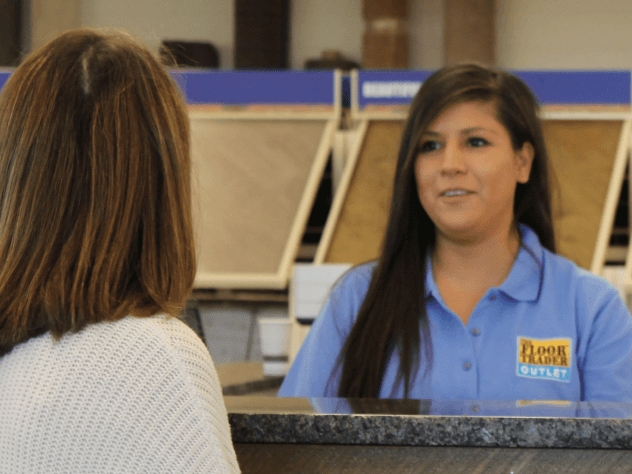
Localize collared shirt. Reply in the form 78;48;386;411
279;226;632;401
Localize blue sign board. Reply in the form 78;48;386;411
514;70;630;105
0;71;11;91
0;69;629;107
357;69;631;108
357;70;433;108
170;70;336;106
0;70;336;106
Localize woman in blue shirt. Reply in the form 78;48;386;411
279;64;632;401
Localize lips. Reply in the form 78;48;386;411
440;189;473;197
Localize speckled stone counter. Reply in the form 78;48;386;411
226;397;632;473
227;397;632;449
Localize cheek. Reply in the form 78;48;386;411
414;158;431;189
414;160;427;196
414;160;435;211
484;166;520;201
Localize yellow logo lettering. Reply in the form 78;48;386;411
518;338;571;368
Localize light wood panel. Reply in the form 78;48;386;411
324;120;404;264
190;119;326;286
543;120;622;269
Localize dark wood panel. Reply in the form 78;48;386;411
234;0;289;69
0;0;21;66
235;444;632;474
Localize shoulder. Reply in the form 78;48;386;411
95;316;224;409
543;249;621;304
129;315;212;362
301;261;377;347
325;261;377;325
520;225;621;305
52;315;217;402
330;261;377;302
63;315;212;373
538;249;631;347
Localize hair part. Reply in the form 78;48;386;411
337;63;555;397
0;29;196;356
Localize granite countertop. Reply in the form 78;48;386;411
226;396;632;449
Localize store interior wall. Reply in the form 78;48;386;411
75;0;632;70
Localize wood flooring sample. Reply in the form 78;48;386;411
190;119;326;280
325;120;405;264
543;120;621;269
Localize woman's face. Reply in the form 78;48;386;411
414;101;534;244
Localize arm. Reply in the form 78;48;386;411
278;265;373;397
163;318;241;473
577;279;632;402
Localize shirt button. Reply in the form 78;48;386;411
490;295;497;301
471;328;481;336
463;362;472;371
471;404;480;413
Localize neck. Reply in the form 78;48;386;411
432;225;521;290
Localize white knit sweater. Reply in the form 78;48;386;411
0;315;240;474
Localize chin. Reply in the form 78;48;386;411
436;225;480;242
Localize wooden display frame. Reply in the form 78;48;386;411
191;71;342;290
540;111;630;273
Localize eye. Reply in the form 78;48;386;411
418;140;441;153
467;137;489;147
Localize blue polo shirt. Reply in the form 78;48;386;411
279;226;632;401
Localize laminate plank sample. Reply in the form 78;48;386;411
543;120;621;269
324;120;404;264
190;119;325;283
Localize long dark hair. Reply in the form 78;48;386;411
0;29;196;357
337;64;555;398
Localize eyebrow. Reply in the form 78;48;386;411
422;127;499;136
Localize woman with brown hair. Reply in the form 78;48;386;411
0;29;239;473
280;64;632;401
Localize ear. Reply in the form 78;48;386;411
515;142;535;184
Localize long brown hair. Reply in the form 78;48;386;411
337;64;555;397
0;29;196;356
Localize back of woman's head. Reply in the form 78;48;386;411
389;63;555;254
0;29;196;355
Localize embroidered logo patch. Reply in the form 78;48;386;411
517;337;571;383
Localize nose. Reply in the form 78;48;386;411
441;140;466;175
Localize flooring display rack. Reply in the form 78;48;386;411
177;70;341;290
315;69;632;283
